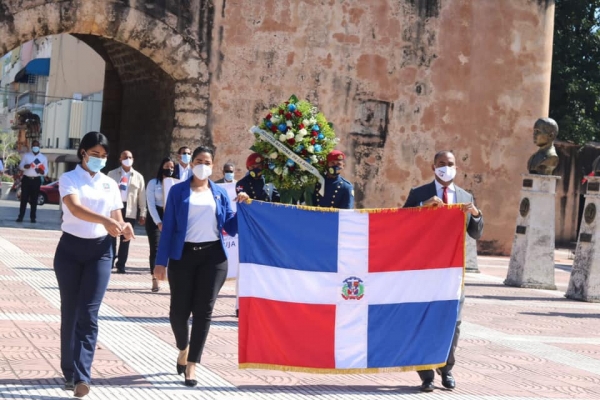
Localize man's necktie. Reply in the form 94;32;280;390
442;186;448;204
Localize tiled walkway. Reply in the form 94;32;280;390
0;216;599;399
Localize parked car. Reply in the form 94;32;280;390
38;181;60;205
17;180;60;205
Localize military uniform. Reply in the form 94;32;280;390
313;175;354;209
235;175;280;202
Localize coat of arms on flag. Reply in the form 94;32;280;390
237;202;466;373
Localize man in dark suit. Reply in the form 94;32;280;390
404;150;483;392
173;146;192;181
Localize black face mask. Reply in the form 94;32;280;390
328;166;341;175
249;168;263;179
162;169;174;177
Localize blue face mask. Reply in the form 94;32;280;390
328;166;341;175
224;172;234;181
85;152;107;173
181;154;191;164
31;146;40;154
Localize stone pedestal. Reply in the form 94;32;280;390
465;236;480;273
566;177;600;302
505;174;560;289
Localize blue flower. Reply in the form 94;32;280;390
288;104;297;112
268;163;275;170
314;144;322;152
317;133;324;140
266;121;273;128
312;124;320;132
286;159;295;167
278;124;288;133
297;144;304;151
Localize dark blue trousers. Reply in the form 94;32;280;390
54;232;113;384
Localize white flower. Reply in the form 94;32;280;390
310;155;318;163
299;128;308;136
282;167;289;176
286;120;293;127
295;134;304;142
309;117;317;125
286;131;294;140
274;167;283;175
278;134;286;142
302;119;310;126
307;145;315;153
270;117;279;124
269;152;278;159
301;175;308;182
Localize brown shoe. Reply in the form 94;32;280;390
73;381;90;398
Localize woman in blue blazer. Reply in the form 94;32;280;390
154;145;248;387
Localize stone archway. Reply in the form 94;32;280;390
0;0;212;176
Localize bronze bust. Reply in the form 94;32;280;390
527;118;559;175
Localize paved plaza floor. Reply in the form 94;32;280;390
1;199;599;399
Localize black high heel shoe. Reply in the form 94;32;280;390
184;364;197;387
176;363;186;375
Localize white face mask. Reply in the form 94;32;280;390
193;164;212;180
435;166;456;183
121;158;133;168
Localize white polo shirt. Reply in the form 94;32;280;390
59;165;123;239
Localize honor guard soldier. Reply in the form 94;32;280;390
313;150;354;209
235;153;280;202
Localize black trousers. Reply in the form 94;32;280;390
418;294;465;381
54;233;112;384
112;203;136;270
168;241;228;363
145;206;163;275
19;176;42;220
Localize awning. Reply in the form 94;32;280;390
14;58;51;83
44;153;79;163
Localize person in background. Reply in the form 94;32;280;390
404;150;483;393
154;146;249;387
145;157;175;292
174;146;192;181
17;140;48;223
215;162;236;184
313;150;354;209
54;131;135;398
107;151;146;273
235;153;280;202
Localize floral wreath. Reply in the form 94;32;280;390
251;95;338;192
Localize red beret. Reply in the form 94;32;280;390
246;152;263;169
327;150;346;162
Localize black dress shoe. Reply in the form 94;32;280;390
441;372;455;389
184;378;198;387
64;379;74;390
115;269;126;274
31;219;36;223
16;217;23;222
420;379;434;392
235;309;239;318
176;363;186;375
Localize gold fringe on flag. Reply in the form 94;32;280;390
239;362;448;374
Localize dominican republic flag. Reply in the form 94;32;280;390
237;202;466;373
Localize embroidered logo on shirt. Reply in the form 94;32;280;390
103;183;110;191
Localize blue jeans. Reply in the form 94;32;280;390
54;232;113;384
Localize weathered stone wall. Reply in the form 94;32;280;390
0;0;556;254
209;0;555;254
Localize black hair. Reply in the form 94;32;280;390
192;145;215;161
78;131;110;161
223;162;235;171
155;157;174;183
433;150;454;164
178;146;190;155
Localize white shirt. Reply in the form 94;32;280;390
177;164;191;181
185;189;219;243
434;180;456;204
118;168;131;202
146;178;164;224
59;165;123;239
19;151;48;177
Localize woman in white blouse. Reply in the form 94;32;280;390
145;157;175;292
54;132;134;398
